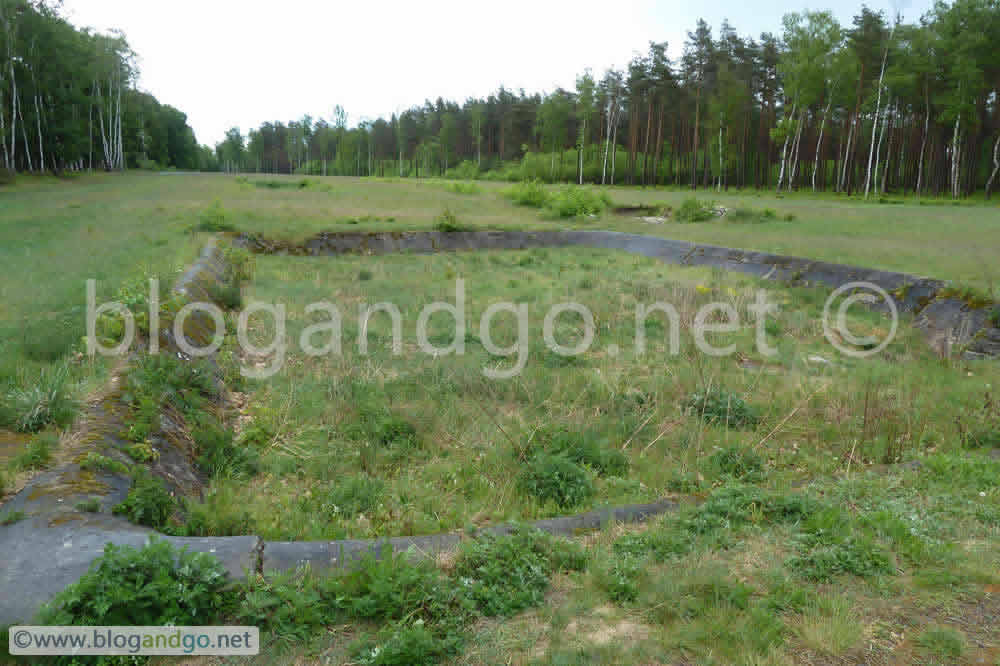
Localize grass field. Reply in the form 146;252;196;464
2;172;1000;664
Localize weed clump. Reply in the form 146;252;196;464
674;197;717;222
112;472;176;529
504;180;549;208
708;445;766;482
530;427;628;477
516;453;594;508
453;527;587;616
727;206;779;223
39;538;231;626
193;199;237;232
323;475;384;518
543;187;611;218
10;432;57;471
193;422;259;479
6;364;76;433
434;208;473;232
788;507;894;581
686;387;760;429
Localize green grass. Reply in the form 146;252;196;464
3;172;1000;665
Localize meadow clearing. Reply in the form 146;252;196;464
1;172;999;664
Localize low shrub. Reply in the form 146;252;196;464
359;269;374;281
916;625;966;660
444;181;481;195
0;510;26;526
543;187;611;218
208;282;242;310
193;199;237;232
686;387;760;429
674;197;717;223
38;538;232;625
504;180;549;208
433;208;473;232
7;364;77;433
788;507;894;581
726;206;779;224
708;445;766;482
516;453;594;508
10;432;57;471
533;427;628;477
75;498;101;513
112;472;175;529
193;423;259;479
79;452;129;476
453;527;587;616
323;475;384;518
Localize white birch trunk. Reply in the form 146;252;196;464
812;102;831;191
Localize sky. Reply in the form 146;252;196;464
61;0;933;147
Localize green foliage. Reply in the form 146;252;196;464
788;507;894;581
193;423;259;479
674;198;718;222
681;485;819;537
686;387;760;429
112;472;175;529
443;181;481;195
504;180;549;208
6;364;77;432
453;527;587;616
531;427;628;477
223;245;256;283
125;441;159;463
359;269;374;281
594;553;645;603
433;208;473;232
22;315;80;362
638;566;753;623
613;529;693;563
323;475;384;518
516;453;594;508
726;206;780;223
0;510;26;526
708;445;766;482
124;354;217;422
543;187;611;218
75;498;101;513
915;625;966;659
79;452;129;475
39;538;232;626
10;432;57;471
193;199;237;232
346;403;420;450
208;282;242;310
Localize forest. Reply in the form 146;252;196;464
3;0;1000;196
0;0;212;175
215;0;1000;198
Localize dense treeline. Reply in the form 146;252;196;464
219;0;1000;197
0;0;213;175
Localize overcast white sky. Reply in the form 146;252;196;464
61;0;931;146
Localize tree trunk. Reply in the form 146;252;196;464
812;102;831;191
985;134;1000;199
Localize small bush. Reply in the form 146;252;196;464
674;197;717;222
112;472;175;529
359;269;374;281
22;316;78;362
79;451;129;475
444;182;481;195
193;423;259;479
916;625;966;659
10;432;57;471
613;529;692;563
708;445;766;482
686;387;760;429
39;538;232;625
682;485;819;537
193;199;236;232
533;427;628;477
595;553;645;603
543;187;611;218
516;453;594;508
726;206;779;224
324;475;384;518
453;527;586;616
433;208;473;232
209;282;242;310
504;180;549;208
7;364;77;433
75;498;101;513
788;507;894;581
0;510;26;526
